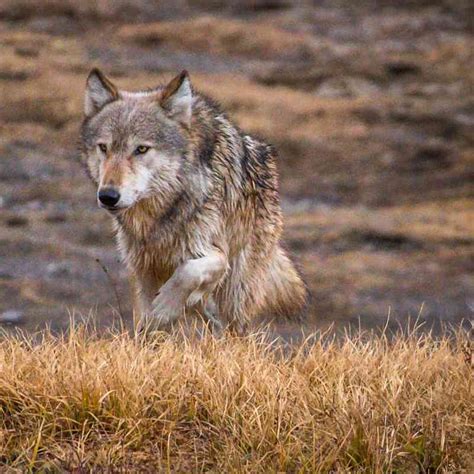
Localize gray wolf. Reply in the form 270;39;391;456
80;69;307;332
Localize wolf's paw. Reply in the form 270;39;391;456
149;287;186;327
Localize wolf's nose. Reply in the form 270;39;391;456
98;188;120;207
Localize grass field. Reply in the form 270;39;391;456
0;324;472;472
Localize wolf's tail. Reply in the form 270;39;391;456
263;246;308;322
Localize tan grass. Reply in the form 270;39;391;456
118;16;316;60
0;325;472;472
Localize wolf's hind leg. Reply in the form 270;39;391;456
201;297;223;333
150;249;227;327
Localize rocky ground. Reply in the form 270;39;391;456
0;0;472;336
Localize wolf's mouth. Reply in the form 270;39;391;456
98;203;126;213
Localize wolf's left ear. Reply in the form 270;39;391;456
84;68;119;117
160;70;193;128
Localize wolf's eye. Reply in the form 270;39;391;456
134;145;150;155
98;143;107;154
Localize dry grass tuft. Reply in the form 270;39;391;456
0;325;472;471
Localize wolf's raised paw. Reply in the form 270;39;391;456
150;288;186;326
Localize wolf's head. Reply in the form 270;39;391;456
80;69;193;213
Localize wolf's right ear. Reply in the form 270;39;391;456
84;68;119;117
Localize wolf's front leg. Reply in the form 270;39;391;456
149;249;227;328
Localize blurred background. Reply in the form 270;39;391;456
0;0;472;334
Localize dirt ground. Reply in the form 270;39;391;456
0;0;472;336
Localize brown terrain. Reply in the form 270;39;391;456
0;0;472;336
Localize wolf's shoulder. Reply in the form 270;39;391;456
194;89;278;171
